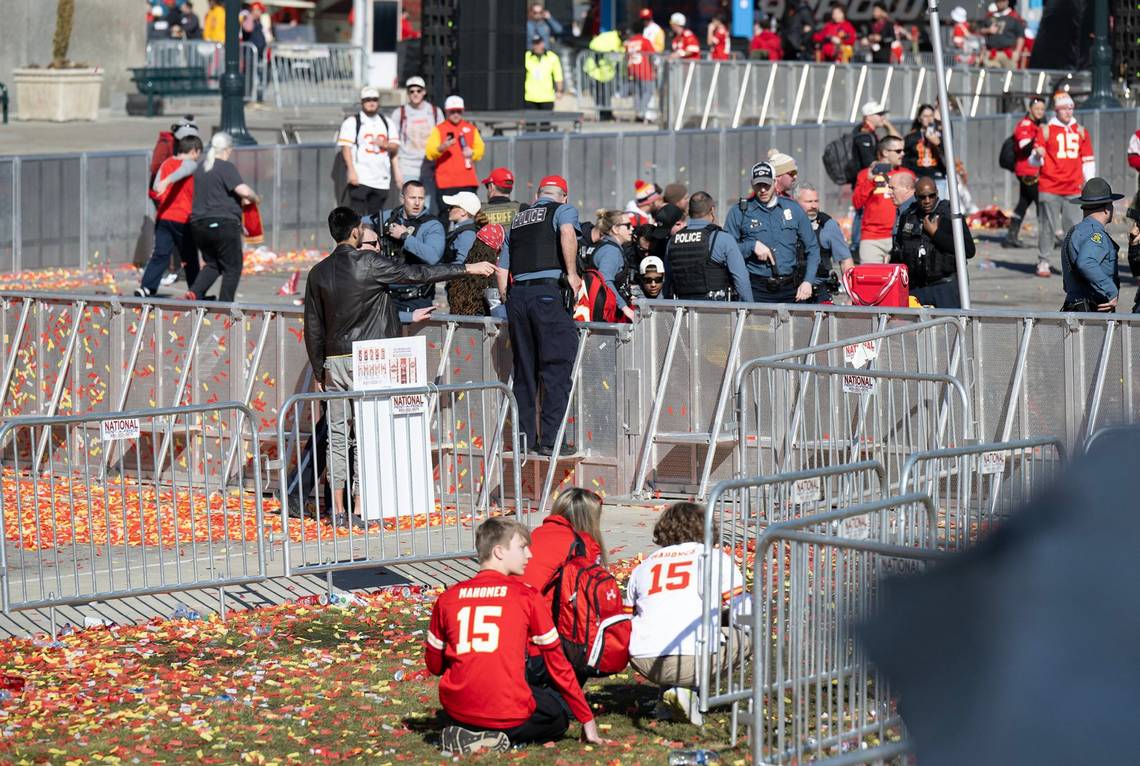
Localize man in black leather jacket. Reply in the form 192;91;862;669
303;206;496;527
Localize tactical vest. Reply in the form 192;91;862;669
892;201;955;286
811;211;834;279
443;222;479;264
668;224;732;299
508;200;564;276
386;209;433;260
483;199;522;227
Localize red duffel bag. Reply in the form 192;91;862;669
242;201;265;246
842;264;910;307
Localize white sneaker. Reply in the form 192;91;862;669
1036;261;1051;278
662;686;704;726
161;272;179;286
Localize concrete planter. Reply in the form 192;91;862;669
12;67;103;122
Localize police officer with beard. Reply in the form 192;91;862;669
891;176;974;308
481;167;522;226
793;182;854;302
496;174;581;457
664;191;752;301
372;179;446;313
724;162;819;303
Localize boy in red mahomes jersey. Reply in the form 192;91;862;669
426;517;603;755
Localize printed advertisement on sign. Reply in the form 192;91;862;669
352;336;434;520
843;340;879;369
100;418;140;441
842;374;876;395
980;451;1007;475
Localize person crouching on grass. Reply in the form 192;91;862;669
425;517;604;754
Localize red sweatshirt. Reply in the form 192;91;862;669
852;165;913;240
426;569;593;728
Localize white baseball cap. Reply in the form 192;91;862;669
359;86;380;100
442;191;482;216
669;12;686;26
405;76;426;89
950;6;967;22
861;100;888;117
444;95;465;111
639;255;665;275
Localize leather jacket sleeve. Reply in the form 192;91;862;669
370;256;468;286
303;275;326;374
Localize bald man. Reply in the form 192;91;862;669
890;176;974;308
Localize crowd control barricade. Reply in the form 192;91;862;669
275;381;523;576
696;461;888;724
738;360;972;491
145;40;262;101
0;403;266;614
899;436;1065;550
268;43;365;108
750;494;944;764
574;50;666;123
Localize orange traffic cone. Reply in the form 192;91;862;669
277;270;300;296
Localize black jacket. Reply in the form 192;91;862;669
782;3;815;60
303;243;465;372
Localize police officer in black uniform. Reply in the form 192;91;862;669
665;191;753;301
481;167;522;226
372;179;446;313
496;174;581;457
891;175;975;308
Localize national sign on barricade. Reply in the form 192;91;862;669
0;402;266;614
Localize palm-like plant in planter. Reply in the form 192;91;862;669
13;0;105;122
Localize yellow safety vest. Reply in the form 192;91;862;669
525;51;562;103
583;31;622;83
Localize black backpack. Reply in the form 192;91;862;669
998;135;1018;172
823;133;858;185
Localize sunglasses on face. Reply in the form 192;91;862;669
643;276;663;284
362;97;379;103
407;87;424;94
361;238;380;247
614;222;632;230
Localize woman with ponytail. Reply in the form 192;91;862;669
579;210;636;322
187;132;260;302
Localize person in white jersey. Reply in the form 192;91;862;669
338;86;396;219
624;501;750;726
391;76;445;213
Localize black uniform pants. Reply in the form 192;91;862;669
446;685;570;744
347;184;389;220
749;274;799;304
189;218;243;302
1012;176;1039;221
507;281;576;453
911;277;962;309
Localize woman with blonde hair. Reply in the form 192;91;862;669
522;487;607;599
186;132;260;302
579;209;636;322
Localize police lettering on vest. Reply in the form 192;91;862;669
668;224;733;299
509;200;564;276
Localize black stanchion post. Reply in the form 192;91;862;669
220;0;256;145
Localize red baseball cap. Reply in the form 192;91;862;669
481;167;515;189
476;223;505;251
538;175;568;193
639;8;652;19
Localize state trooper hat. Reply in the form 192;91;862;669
751;161;776;185
1071;177;1124;207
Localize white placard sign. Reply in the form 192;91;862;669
980;451;1007;475
101;418;140;441
842;374;876;395
843;340;879;369
352;336;434;520
791;477;822;505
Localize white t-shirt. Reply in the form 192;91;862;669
624;541;748;659
390;101;444;179
337;111;393;190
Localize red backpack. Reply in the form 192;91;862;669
544;533;631;678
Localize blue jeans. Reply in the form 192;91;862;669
140;219;198;294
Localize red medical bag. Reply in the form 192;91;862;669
843;264;910;307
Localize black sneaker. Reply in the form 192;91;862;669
332;512;368;530
537;443;576;457
134;287;151;298
440;725;510;755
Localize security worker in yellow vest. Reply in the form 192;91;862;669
525;35;564;110
583;29;622;120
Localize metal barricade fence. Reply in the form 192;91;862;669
574;50;667;123
268;43;365;108
145;40;262;102
697;461;889;724
750;493;944;764
275;381;523;576
899;436;1065;550
738;360;972;490
0;402;266;613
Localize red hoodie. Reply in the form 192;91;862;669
852;165;914;240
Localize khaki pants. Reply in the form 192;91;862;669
859;238;893;265
324;356;358;493
630;628;750;688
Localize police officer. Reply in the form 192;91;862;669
724;161;820;303
1061;177;1124;313
891;176;975;308
496;174;581;457
481;167;522;226
373;179;446;313
665;191;753;302
441;190;483;265
793;182;854;302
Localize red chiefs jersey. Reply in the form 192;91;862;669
624;34;656;80
1127;129;1140;173
672;29;700;59
1012;115;1041;177
426;569;593;729
154;157;195;224
1035;118;1094;197
709;27;731;60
